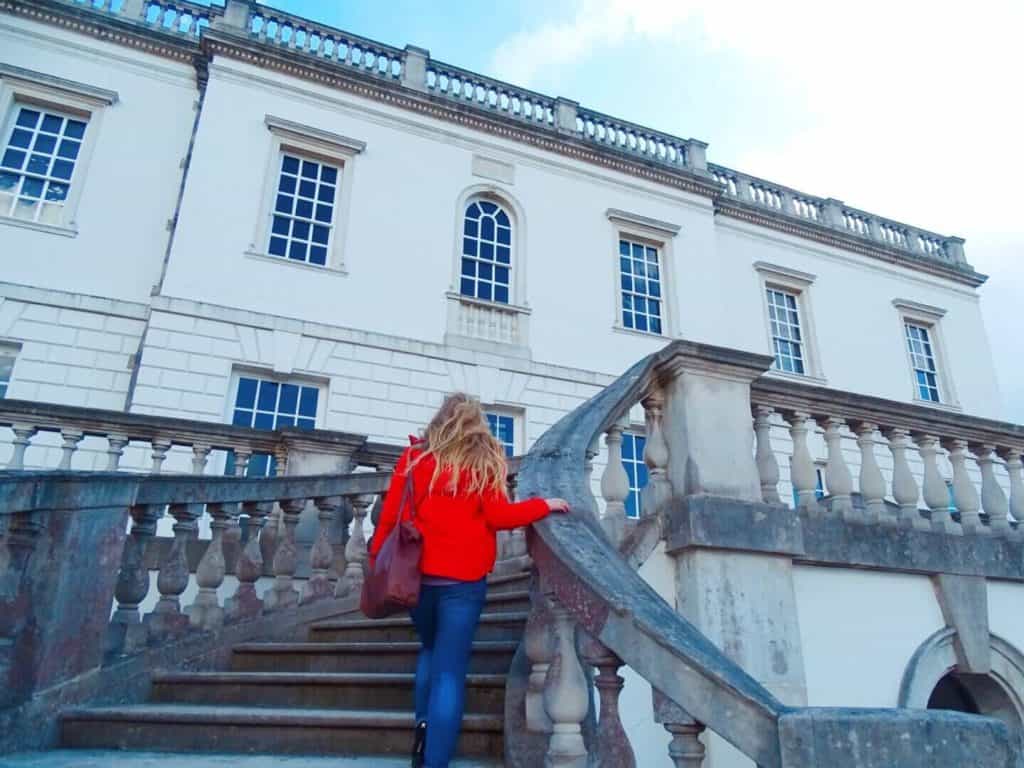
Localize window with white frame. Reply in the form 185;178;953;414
485;411;516;457
893;299;954;407
0;344;17;398
0;67;115;232
905;322;941;403
267;153;339;266
755;262;823;381
622;431;649;519
226;374;320;477
766;287;805;374
618;238;664;334
461;200;512;304
0;105;86;225
253;116;364;271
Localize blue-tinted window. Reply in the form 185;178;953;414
227;376;320;477
905;323;940;402
791;467;826;507
461;200;512;304
767;288;805;374
619;239;663;335
1;106;87;224
268;153;338;267
622;432;648;519
485;412;515;457
0;351;14;398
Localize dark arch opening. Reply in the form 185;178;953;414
927;673;981;714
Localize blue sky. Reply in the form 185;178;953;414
223;0;1023;420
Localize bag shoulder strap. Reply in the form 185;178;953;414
398;455;418;523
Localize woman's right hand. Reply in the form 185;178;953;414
545;498;570;513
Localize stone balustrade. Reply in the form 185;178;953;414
576;107;700;171
750;377;1024;536
709;163;968;267
426;60;555;127
506;339;1019;768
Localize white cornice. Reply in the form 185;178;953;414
754;261;817;287
606;209;681;237
892;298;947;320
265;114;366;155
0;62;118;105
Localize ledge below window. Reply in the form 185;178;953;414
763;368;828;387
612;324;669;341
0;215;77;238
244;250;347;276
444;292;531;358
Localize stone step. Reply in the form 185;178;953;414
60;704;503;758
230;641;519;675
484;571;530;595
151;671;506;714
482;590;530;612
0;751;503;767
309;612;527;643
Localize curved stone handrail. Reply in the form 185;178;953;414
515;340;1018;767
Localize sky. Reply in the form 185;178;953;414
228;0;1022;422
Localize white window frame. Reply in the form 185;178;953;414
622;428;648;520
755;262;826;384
224;367;328;431
0;341;20;398
607;209;679;339
893;298;959;409
248;115;364;274
0;64;116;237
483;405;524;458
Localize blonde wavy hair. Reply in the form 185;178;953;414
409;393;508;497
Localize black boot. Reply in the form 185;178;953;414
411;720;427;768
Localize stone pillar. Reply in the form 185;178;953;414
145;503;199;638
524;592;554;734
8;423;36;469
654;691;706;768
685;139;708;172
820;417;853;520
600;417;630;545
150;439;171;473
945;439;984;535
264;498;304;611
976;445;1011;535
108;505;160;654
785;411;818;512
58;428;83;470
302;496;340;604
401;45;430;92
542;597;588;768
554;97;579;134
919;435;959;534
106;433;128;471
642;387;671;518
578;631;635;768
1001;448;1024;529
188;502;234;629
854;422;887;525
885;428;927;530
337;495;371;598
227;501;271;621
753;406;781;504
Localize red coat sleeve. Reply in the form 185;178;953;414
482;490;550;531
368;448;412;562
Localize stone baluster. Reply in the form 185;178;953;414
653;691;706;767
582;438;600;518
543;596;588;768
109;505;161;653
303;496;341;604
600;417;630;545
1002;449;1024;530
150;439;171;473
232;448;252;477
189;502;235;629
7;423;37;469
57;428;84;470
917;435;959;534
753;406;781;504
524;591;554;733
885;428;928;530
785;411;818;512
337;494;371;598
976;445;1011;535
578;631;635;768
228;500;271;620
145;502;200;637
264;498;305;610
105;433;128;471
642;388;671;518
820;417;854;520
945;439;985;535
854;422;888;525
191;443;211;475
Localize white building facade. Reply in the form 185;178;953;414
1;2;1021;767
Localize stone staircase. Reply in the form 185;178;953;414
55;573;529;766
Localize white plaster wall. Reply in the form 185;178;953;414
156;56;1001;416
988;581;1024;657
793;565;945;708
0;16;197;304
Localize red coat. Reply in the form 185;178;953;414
369;440;549;581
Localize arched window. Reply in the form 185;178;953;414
460;199;512;304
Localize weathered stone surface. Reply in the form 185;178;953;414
664;495;804;557
778;708;1020;768
931;573;991;674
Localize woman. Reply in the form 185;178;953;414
370;393;569;768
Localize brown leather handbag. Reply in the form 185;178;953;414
360;471;423;618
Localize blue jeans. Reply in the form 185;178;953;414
409;578;487;768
